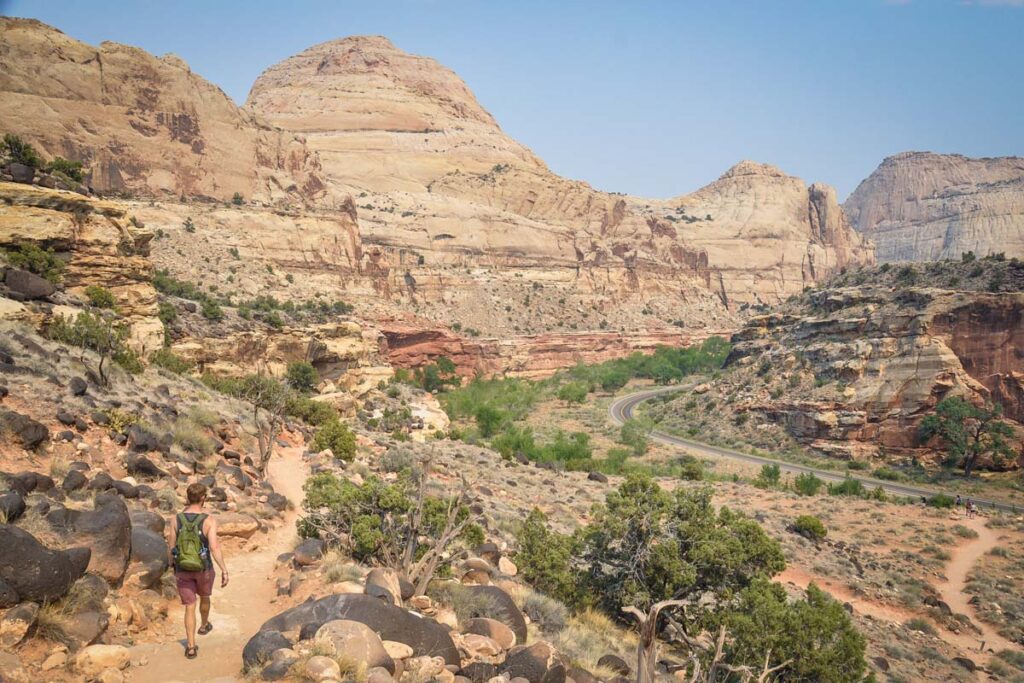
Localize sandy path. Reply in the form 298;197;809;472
128;445;306;683
936;515;1018;655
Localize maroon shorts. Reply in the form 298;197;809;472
175;568;215;605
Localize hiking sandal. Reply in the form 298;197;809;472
185;645;198;659
198;622;213;635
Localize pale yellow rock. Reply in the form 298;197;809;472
497;556;518;577
216;512;259;539
846;152;1024;262
304;655;342;681
0;297;28;321
73;644;130;676
382;640;414;660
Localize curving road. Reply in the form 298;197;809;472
609;386;1019;513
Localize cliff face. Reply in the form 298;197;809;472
246;36;871;314
727;277;1024;463
0;17;324;204
845;152;1024;262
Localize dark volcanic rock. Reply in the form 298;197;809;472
0;410;49;450
0;525;89;603
69;377;88;396
126;454;167;479
62;469;88;492
51;492;132;585
0;491;26;523
242;630;291;670
501;641;567;683
258;593;459;665
5;269;54;299
461;585;529;645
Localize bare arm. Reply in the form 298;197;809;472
206;517;229;586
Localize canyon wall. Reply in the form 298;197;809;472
845;152;1024;263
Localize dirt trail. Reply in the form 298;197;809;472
936;515;1018;655
128;446;306;683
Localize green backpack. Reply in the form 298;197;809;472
175;513;207;572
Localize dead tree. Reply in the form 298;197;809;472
623;602;791;683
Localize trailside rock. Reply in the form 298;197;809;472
597;654;631;676
0;602;39;649
364;567;402;605
500;642;568;683
314;619;395;673
217;512;259;539
243;630;291;671
0;410;49;450
463;617;517;649
5;269;55;300
72;644;130;677
461;585;528;645
258;593;459;665
292;538;325;566
50;492;132;585
0;491;26;523
0;525;89;602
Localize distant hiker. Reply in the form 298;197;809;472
966;499;976;519
167;483;229;659
955;494;963;509
919;496;927;507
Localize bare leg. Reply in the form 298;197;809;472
199;596;211;629
184;603;197;649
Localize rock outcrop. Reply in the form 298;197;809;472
0;182;163;351
0;17;324;204
845;152;1024;262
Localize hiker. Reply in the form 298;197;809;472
966;498;975;519
955;494;962;509
167;482;229;659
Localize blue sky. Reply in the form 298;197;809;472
4;0;1023;199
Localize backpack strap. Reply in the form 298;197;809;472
178;512;203;534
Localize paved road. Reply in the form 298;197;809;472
609;386;1019;513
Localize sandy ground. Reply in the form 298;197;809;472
127;445;306;683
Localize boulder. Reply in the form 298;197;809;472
365;567;402;604
258;593;459;665
568;667;599;683
50;492;132;585
304;655;340;681
217;462;251;490
5;269;54;300
315;619;395;673
459;662;498;682
267;492;288;511
292;538;325;566
952;656;977;672
243;630;291;670
73;644;130;676
501;642;567;683
87;472;115;491
460;633;503;657
461;585;528;644
62;469;88;492
382;640;414;660
7;162;34;183
61;610;110;650
0;525;89;602
0;578;18;608
130;527;168;567
0;602;39;649
0;491;26;523
0;410;49;450
218;512;259;538
69;377;88;396
587;471;608;483
464;618;517;649
497;557;518;576
130;510;165;535
126;454;167;479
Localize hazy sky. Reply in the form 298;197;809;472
5;0;1023;199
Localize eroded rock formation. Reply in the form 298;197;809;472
845;152;1024;262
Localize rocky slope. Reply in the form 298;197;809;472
845;151;1024;262
668;259;1024;464
0;17;324;204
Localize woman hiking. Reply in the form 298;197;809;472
166;482;229;659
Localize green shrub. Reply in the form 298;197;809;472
45;156;84;182
231;192;244;205
928;493;955;509
172;419;216;455
312;419;357;461
828;477;865;497
755;463;781;488
2;242;65;283
285;396;336;426
48;310;140;382
556;381;588;404
157;301;177;325
905;617;937;636
618;417;652;456
474;404;506;438
539;431;592;463
492;425;538;461
713;579;866;682
793;515;828;541
794;472;823;496
2;133;41;168
678;457;704;481
515;508;579;606
286;360;319;392
200;298;223;321
84;285;116;310
149;348;193;375
872;466;900;481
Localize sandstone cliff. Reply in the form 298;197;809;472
845;152;1024;262
0;181;163;351
0;17;324;204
